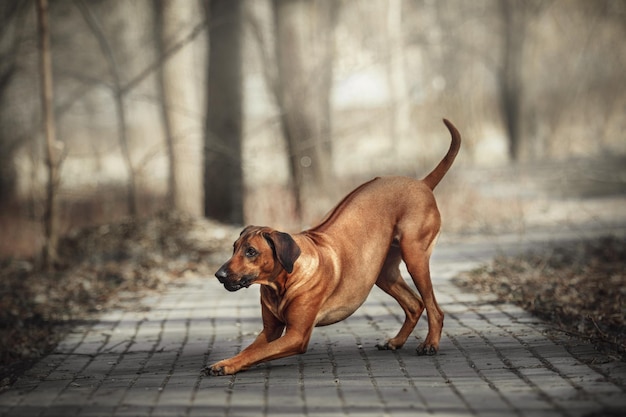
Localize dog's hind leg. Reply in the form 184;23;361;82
399;236;444;356
375;245;425;351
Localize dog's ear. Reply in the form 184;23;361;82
263;231;301;274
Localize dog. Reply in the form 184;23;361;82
206;119;461;376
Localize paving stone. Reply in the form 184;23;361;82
1;235;625;417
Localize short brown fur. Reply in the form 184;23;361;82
207;119;461;375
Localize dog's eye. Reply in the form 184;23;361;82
245;247;258;258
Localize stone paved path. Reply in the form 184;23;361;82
1;232;625;417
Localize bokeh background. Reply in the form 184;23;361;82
1;0;625;260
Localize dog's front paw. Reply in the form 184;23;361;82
203;361;236;376
202;365;224;376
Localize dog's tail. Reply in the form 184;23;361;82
423;119;461;190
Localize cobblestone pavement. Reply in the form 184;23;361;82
1;232;625;417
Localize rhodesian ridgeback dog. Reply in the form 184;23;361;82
206;119;461;376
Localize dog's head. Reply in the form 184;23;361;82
215;226;301;292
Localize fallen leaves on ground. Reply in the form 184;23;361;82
2;212;624;390
455;235;626;359
0;210;238;389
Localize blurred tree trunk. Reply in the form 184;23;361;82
36;0;60;269
498;0;549;162
386;0;409;151
498;0;526;162
0;2;28;204
272;0;337;222
204;0;244;224
75;0;137;216
155;0;203;216
113;81;137;216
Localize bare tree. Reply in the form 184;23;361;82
0;2;29;203
36;0;60;269
498;0;548;161
272;0;338;221
204;0;244;224
154;0;203;216
155;0;177;211
498;0;525;161
74;0;137;216
386;0;409;150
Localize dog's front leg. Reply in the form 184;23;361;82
206;301;317;375
207;326;313;375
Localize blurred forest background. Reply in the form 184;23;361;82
1;0;625;265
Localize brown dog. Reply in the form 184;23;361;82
207;119;461;376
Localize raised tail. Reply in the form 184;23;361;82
422;119;461;190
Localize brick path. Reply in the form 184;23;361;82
1;234;625;417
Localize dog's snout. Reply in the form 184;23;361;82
215;263;252;292
215;265;229;282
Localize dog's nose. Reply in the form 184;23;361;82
215;266;228;282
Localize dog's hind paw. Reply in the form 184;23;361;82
416;344;438;356
376;340;402;351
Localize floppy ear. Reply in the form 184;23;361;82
263;231;301;274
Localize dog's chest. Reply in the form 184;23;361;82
261;288;288;322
